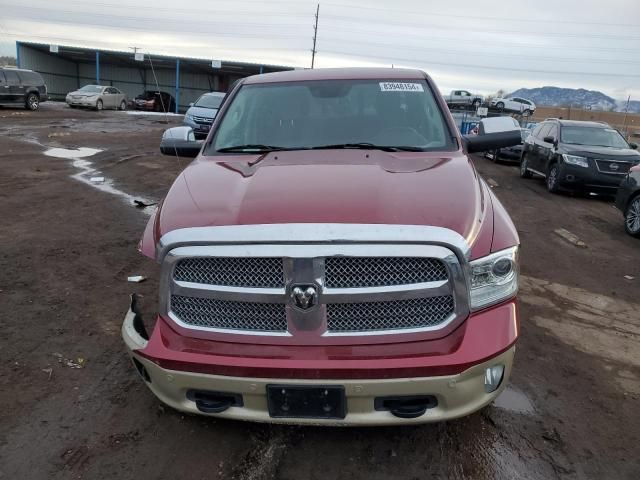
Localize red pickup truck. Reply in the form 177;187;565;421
122;68;521;425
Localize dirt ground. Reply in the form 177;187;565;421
0;103;638;480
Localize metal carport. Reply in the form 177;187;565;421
16;41;294;112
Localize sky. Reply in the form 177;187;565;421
1;0;639;99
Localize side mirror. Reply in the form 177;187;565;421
463;130;523;153
160;127;202;158
629;142;638;150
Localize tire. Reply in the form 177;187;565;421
472;99;481;109
496;102;505;111
120;100;127;111
25;93;39;111
624;195;640;237
492;149;500;163
546;162;560;193
523;109;532;116
520;154;533;178
96;99;103;111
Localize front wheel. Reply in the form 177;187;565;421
520;155;533;178
546;163;560;193
496;102;505;111
472;99;481;109
120;100;127;111
25;93;39;111
96;99;103;111
625;195;640;237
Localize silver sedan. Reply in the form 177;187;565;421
66;85;127;110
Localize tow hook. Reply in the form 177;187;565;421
374;395;438;419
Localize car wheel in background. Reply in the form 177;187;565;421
523;109;532;116
520;154;533;178
96;99;103;111
496;102;505;111
625;195;640;237
25;93;39;111
120;100;127;111
472;99;480;109
546;163;560;193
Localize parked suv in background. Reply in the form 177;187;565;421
0;67;47;110
183;91;226;138
615;165;640;237
490;97;535;115
520;119;640;194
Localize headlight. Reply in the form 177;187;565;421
469;246;518;310
185;113;193;120
562;154;589;168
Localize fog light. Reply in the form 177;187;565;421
484;365;505;393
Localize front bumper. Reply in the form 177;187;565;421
122;299;518;425
66;98;97;107
183;117;212;138
558;163;625;193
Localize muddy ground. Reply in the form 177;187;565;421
0;103;638;479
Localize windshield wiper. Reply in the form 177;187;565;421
216;144;292;153
310;143;425;152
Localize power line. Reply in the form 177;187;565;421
320;49;640;78
322;1;638;28
320;13;640;41
318;36;639;66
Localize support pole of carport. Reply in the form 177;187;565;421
15;41;21;68
175;59;180;114
95;51;100;84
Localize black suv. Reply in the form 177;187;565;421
520;119;640;194
0;67;48;110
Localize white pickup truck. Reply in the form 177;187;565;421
444;90;484;109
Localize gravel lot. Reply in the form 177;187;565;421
1;103;639;480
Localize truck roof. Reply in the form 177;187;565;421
243;67;426;84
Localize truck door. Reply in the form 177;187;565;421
530;123;552;172
0;71;8;103
540;124;559;173
3;70;23;103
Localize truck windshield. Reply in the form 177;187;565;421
208;79;454;154
79;85;103;93
561;127;629;149
195;94;224;109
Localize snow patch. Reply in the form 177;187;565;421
44;147;156;216
44;147;102;159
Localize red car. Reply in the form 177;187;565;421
133;90;176;112
123;68;521;425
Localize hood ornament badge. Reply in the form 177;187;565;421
291;285;318;310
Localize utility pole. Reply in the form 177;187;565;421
311;4;320;69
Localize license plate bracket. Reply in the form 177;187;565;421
267;385;346;419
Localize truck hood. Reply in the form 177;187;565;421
154;150;491;249
563;145;640;160
185;105;219;119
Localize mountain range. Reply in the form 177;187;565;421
508;86;640;113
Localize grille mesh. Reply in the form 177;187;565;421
327;295;454;332
325;257;448;288
173;257;284;288
171;295;287;332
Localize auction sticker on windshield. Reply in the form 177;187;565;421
379;82;424;92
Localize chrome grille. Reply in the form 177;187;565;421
325;257;448;288
174;257;284;288
193;115;213;124
594;159;632;175
327;295;454;332
171;295;287;332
